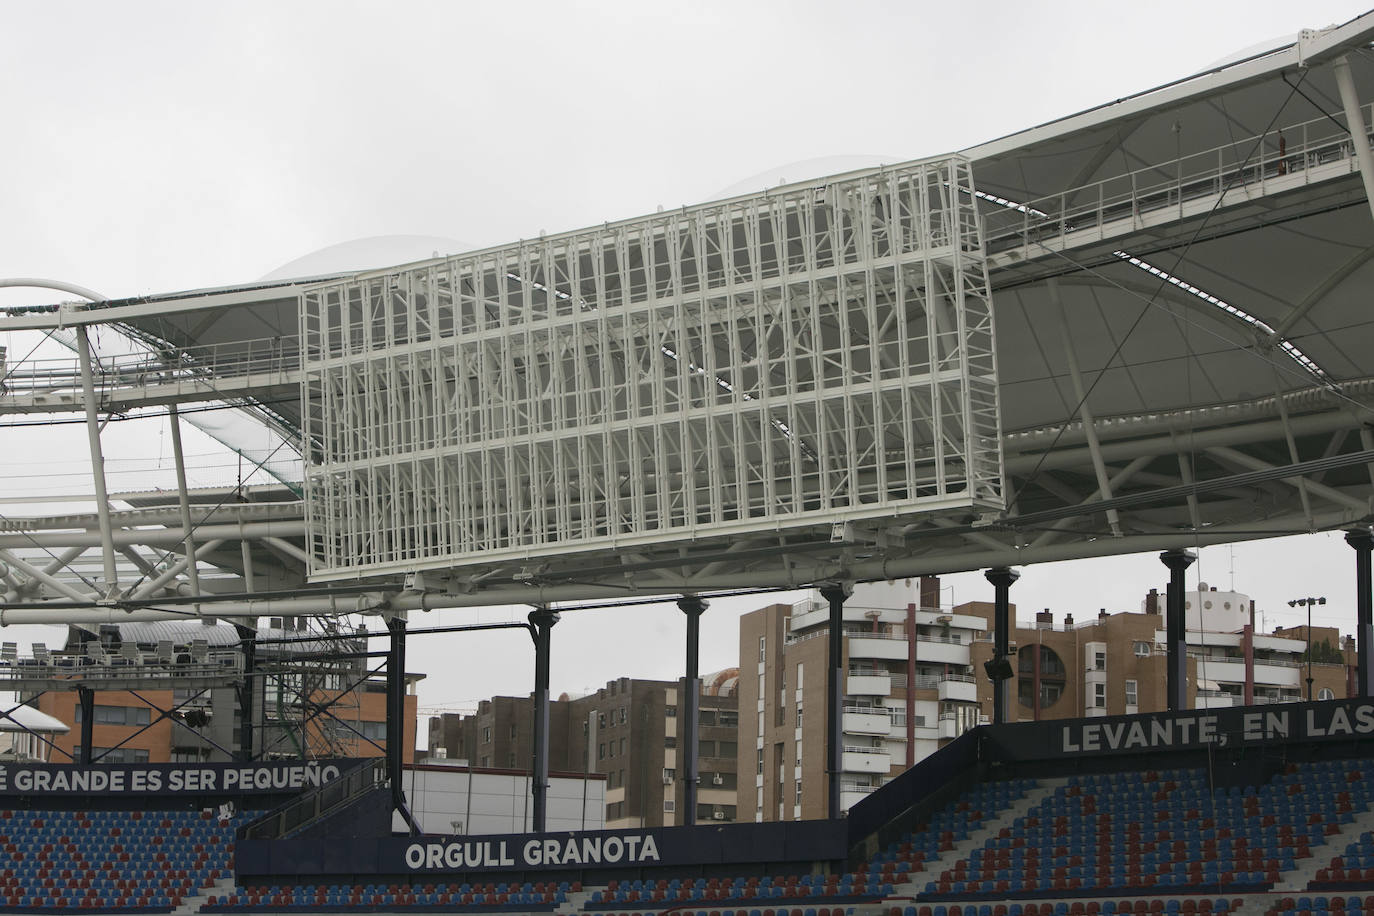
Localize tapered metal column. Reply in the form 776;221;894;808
678;595;707;825
75;326;118;596
1334;55;1374;226
234;622;257;761
985;567;1020;724
1161;549;1196;711
1347;530;1374;696
528;606;559;833
386;614;420;834
820;582;852;820
167;405;202;606
77;686;94;765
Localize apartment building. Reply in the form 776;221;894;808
426;672;739;827
738;577;1355;822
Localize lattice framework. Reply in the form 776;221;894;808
300;156;1003;580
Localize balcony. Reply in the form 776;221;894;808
847;635;908;661
843;707;894;736
847;674;892;696
841;746;891;774
916;636;969;666
937;674;978;703
840;782;876;810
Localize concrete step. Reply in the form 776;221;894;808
891;777;1070;897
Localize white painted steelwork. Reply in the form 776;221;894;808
299;157;1003;581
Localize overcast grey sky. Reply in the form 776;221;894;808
4;1;1373;717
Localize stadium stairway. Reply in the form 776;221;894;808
888;780;1070;899
1274;805;1374;892
175;876;237;916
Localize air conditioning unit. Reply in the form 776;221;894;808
712;773;724;785
712;811;725;820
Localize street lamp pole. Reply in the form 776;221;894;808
1288;596;1327;701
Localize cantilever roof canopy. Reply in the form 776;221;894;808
7;12;1374;612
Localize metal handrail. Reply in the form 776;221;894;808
239;758;386;841
983;105;1372;258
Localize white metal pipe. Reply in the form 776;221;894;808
262;536;311;565
1334;55;1374;226
128;539;224;601
167;404;203;603
0;521;307;549
0;549;97;603
75;325;119;595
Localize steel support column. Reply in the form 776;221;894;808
167;404;202;606
1161;549;1196;711
1334;55;1374;226
528;606;559;833
1347;529;1374;696
386;614;420;834
985;567;1020;724
75;325;118;596
234;623;257;761
77;686;94;765
820;582;852;820
677;595;707;826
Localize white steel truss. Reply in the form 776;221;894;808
300;157;1004;581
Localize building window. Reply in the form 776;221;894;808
1319;687;1335;701
796;781;803;805
796;706;803;727
796;663;804;687
756;748;763;775
759;636;766;661
482;726;491;742
620;707;627;724
480;755;489;767
1094;683;1106;708
598;743;605;760
665;705;677;718
92;747;148;764
664;736;677;748
598;713;606;727
619;738;625;755
508;752;516;767
1125;679;1138;707
509;723;517;739
1093;651;1106;671
1133;641;1151;657
720;711;738;727
720;740;737;757
664;799;675;812
75;705;151;727
699;739;716;757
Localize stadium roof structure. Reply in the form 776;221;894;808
7;13;1374;622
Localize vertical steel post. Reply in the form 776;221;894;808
1161;549;1196;711
1348;530;1374;697
1333;56;1374;226
77;686;94;765
819;582;851;820
678;595;707;825
167;405;202;604
386;614;419;834
75;326;118;596
985;567;1020;724
234;623;257;761
528;606;559;833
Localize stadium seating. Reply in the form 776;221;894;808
0;806;253;912
11;753;1374;913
